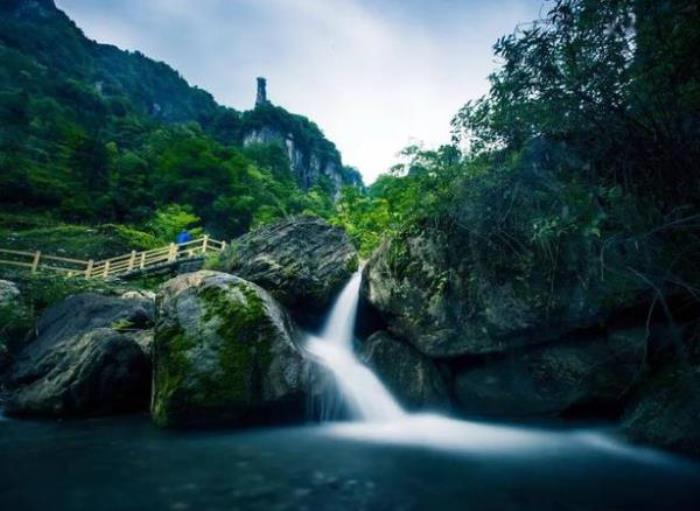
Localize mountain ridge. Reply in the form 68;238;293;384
0;0;362;194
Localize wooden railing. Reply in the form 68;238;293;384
0;236;226;280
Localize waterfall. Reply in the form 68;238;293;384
306;270;404;421
305;270;670;467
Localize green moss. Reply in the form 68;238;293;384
346;254;359;273
152;326;194;427
110;318;135;332
198;282;274;403
153;279;278;427
0;303;32;355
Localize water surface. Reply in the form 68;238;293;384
1;415;699;511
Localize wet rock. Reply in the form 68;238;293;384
621;364;700;456
360;331;450;410
453;329;647;417
152;270;320;428
220;216;358;324
5;292;153;416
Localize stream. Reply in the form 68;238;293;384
1;272;700;510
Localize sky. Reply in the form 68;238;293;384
55;0;545;184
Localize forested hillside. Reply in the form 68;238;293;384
336;0;700;277
0;0;360;239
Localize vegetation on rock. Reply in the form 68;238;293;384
152;271;313;428
219;216;358;325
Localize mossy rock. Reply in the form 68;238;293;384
152;271;313;428
363;223;646;358
218;216;358;326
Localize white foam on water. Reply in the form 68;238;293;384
306;270;680;468
306;270;403;422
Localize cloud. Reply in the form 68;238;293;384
56;0;544;183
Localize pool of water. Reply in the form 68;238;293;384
1;414;699;510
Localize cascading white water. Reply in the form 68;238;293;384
306;270;676;467
306;270;404;421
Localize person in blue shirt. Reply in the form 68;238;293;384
176;229;193;245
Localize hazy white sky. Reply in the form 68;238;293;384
56;0;545;183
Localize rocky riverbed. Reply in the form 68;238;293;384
1;216;699;459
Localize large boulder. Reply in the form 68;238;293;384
220;216;358;323
4;292;154;416
621;365;700;456
362;225;643;358
360;331;450;411
453;329;647;417
152;271;320;428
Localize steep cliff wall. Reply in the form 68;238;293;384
243;126;361;195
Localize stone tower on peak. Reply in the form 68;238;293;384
255;77;268;107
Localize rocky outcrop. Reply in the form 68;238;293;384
4;293;154;416
362;227;638;358
454;329;646;417
360;331;450;411
242;126;358;196
621;365;700;456
220;216;358;324
360;220;658;422
240;94;363;198
152;271;320;428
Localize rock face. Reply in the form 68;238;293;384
152;271;317;428
243;127;350;193
241;95;363;198
361;222;655;421
362;228;631;358
221;216;358;324
4;293;154;416
360;331;450;411
621;365;700;456
454;329;647;417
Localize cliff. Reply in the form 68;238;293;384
240;82;363;195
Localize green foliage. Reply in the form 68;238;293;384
0;302;32;355
331;145;467;255
0;1;344;242
147;204;203;244
0;222;159;260
451;0;700;207
337;0;698;316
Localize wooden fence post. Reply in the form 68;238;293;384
140;252;146;269
31;251;41;274
168;243;177;262
221;240;226;252
128;250;137;272
103;260;110;279
202;235;209;253
85;260;94;279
